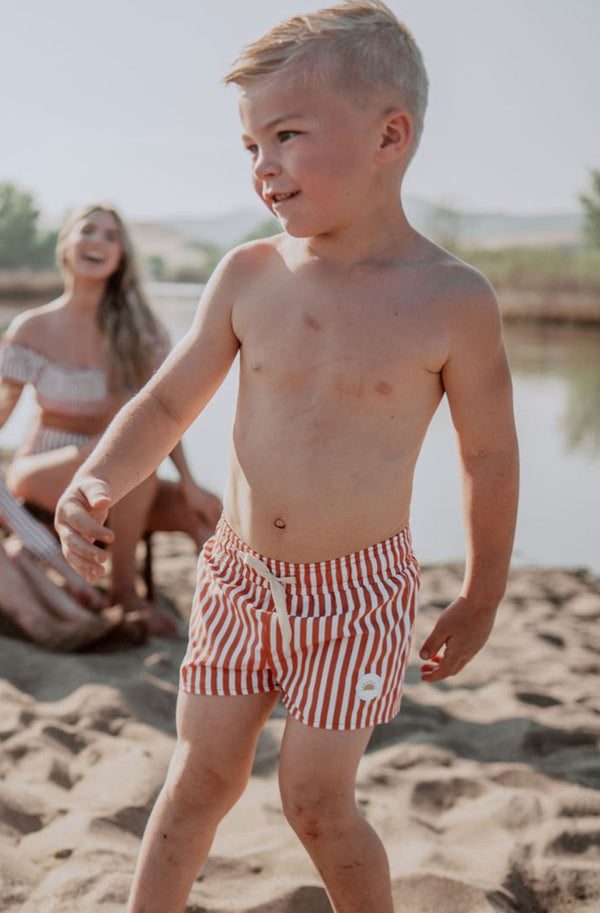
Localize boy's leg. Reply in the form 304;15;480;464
127;689;279;913
279;717;393;913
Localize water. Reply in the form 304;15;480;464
1;287;599;574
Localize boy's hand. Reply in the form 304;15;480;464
419;596;497;682
55;479;115;583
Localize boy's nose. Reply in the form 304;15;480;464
253;150;280;180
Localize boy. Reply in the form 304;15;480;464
56;2;519;910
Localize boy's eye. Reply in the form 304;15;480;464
244;143;258;156
278;130;298;142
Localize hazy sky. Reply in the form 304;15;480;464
2;0;599;223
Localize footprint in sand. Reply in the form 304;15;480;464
410;776;484;813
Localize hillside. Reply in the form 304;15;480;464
130;199;583;258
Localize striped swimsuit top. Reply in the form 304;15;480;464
0;340;116;454
0;340;112;418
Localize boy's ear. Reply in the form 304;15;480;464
375;111;413;162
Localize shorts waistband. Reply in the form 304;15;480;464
212;516;416;595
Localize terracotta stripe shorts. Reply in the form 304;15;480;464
180;517;420;731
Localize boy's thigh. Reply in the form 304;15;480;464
175;690;279;771
279;714;373;795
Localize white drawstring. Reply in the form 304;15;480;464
244;553;294;655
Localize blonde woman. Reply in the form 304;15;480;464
0;204;221;635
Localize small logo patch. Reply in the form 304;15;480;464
356;672;383;702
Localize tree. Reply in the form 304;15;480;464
580;169;600;248
0;182;58;269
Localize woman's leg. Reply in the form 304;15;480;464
7;448;209;635
0;541;114;650
107;473;180;635
6;441;98;512
7;445;176;632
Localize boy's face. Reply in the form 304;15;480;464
239;69;386;238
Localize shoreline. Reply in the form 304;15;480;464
1;276;600;326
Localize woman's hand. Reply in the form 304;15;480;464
182;479;222;529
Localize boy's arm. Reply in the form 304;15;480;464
419;277;519;682
55;255;241;581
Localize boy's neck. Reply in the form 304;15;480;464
298;201;421;269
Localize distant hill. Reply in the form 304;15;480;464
161;208;267;248
129;198;584;272
404;198;583;248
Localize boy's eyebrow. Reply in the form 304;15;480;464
242;111;312;139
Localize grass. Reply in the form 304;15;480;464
457;245;600;295
1;243;600;325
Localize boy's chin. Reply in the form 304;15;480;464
280;224;312;239
273;215;319;239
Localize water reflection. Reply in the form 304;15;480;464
1;293;599;572
505;323;600;456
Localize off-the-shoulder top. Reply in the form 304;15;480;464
0;340;113;418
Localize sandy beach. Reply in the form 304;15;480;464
1;524;599;913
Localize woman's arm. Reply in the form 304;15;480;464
0;378;23;430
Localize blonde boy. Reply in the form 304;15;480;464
56;2;519;910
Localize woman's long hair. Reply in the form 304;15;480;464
56;204;167;393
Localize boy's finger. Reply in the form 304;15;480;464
419;630;446;662
56;502;114;545
80;480;112;511
421;643;469;681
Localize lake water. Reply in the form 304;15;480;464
1;285;599;575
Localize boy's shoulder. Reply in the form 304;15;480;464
221;233;286;272
414;238;494;298
208;233;288;300
418;241;500;323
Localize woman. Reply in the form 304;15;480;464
0;204;221;635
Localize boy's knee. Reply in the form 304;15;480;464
165;743;249;816
280;777;354;841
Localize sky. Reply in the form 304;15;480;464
1;0;599;224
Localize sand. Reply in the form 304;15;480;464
1;532;600;912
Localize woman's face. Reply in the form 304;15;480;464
62;210;123;280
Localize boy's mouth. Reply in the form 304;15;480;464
268;191;299;206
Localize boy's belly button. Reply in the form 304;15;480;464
274;518;287;529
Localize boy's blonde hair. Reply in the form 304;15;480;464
57;204;166;394
224;0;428;152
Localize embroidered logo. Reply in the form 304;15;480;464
356;672;383;702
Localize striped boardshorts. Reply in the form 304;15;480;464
180;517;420;731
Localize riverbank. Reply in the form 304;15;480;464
2;260;600;326
1;527;599;912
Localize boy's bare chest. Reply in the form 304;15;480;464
239;290;442;400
